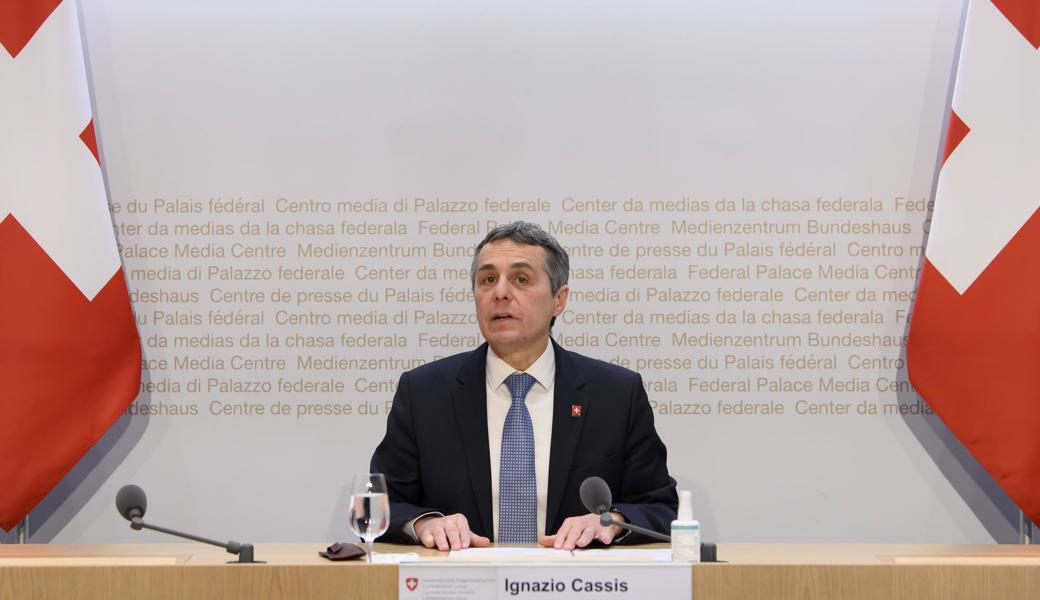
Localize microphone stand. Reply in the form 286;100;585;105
598;513;671;542
129;517;263;564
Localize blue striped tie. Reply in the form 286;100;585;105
499;372;537;543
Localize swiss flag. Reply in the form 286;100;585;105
0;0;141;530
907;0;1040;526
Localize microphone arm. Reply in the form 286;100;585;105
579;476;672;543
128;517;261;564
598;512;671;542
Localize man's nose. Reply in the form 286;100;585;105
492;277;513;299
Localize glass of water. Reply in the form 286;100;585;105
349;473;390;563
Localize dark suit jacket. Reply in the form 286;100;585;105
370;340;678;544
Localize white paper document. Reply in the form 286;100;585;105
373;552;422;564
445;547;672;561
572;549;673;562
447;547;573;560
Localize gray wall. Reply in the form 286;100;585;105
13;0;1018;547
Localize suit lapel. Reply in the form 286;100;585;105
452;343;494;539
545;341;589;534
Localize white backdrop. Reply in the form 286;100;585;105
10;0;1020;546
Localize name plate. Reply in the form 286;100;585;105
399;563;691;599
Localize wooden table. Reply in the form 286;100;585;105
2;543;1039;599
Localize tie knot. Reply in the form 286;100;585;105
504;372;536;403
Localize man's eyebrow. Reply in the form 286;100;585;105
476;261;536;271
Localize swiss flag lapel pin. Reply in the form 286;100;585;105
571;404;582;417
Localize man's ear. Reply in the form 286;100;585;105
553;285;570;316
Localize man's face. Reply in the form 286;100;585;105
473;239;568;358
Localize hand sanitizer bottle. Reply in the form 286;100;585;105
670;490;700;562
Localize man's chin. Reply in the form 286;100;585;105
485;332;521;348
485;331;553;356
484;331;533;353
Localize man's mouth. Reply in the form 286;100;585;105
492;313;516;321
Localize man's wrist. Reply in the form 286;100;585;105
607;510;627;540
405;512;444;542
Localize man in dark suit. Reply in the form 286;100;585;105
371;221;677;550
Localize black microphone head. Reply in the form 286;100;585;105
116;484;147;521
579;476;612;514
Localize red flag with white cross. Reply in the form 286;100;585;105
908;0;1040;525
0;0;141;530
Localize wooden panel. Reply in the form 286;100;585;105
892;565;1040;600
694;565;892;600
3;543;1040;600
0;564;398;600
0;556;179;566
892;556;1040;565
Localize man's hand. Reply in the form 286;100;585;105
538;512;624;550
413;513;491;551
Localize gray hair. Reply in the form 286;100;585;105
470;221;570;294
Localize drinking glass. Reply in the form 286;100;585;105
349;473;390;563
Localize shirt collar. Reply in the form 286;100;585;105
486;340;556;391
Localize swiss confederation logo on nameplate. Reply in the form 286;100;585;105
400;564;496;598
400;563;690;599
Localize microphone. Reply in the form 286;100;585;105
579;476;671;542
115;484;263;564
116;484;146;525
579;477;611;516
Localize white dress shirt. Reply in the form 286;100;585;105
486;342;555;540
